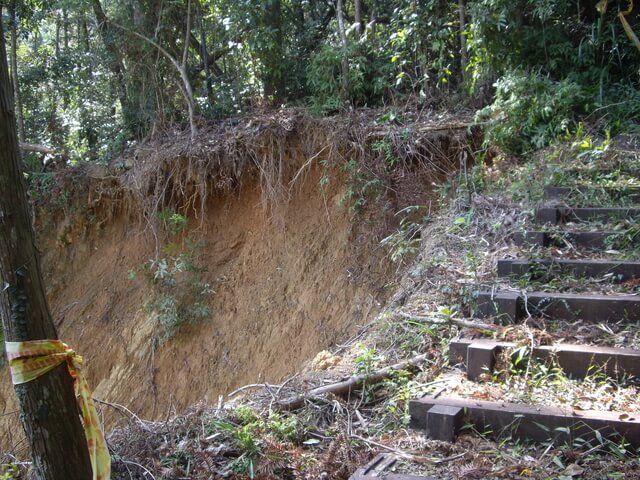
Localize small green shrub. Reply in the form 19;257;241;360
380;205;424;263
0;464;19;480
156;209;188;236
143;239;213;339
306;42;392;113
477;72;590;154
339;159;384;215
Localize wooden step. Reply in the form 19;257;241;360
565;166;640;178
513;230;617;249
474;291;640;323
410;396;640;447
536;207;640;225
497;258;640;281
449;337;640;380
544;186;640;203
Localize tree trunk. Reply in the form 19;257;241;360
336;0;349;96
0;22;94;480
91;0;133;135
9;0;24;143
262;0;285;104
110;18;198;142
459;0;467;82
195;0;214;103
354;0;363;37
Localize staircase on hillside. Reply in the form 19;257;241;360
408;165;640;452
348;161;640;480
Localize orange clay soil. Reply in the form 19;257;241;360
0;164;396;442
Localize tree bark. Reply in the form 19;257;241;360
91;0;133;134
262;0;285;104
354;0;363;37
459;0;467;82
9;0;24;143
336;0;349;96
0;22;93;480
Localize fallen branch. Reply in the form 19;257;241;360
276;353;428;411
397;311;498;331
19;142;55;155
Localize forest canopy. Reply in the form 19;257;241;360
1;0;639;164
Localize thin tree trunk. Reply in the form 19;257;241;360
459;0;467;82
182;0;197;140
63;8;69;51
55;11;60;57
262;0;285;104
354;0;362;37
92;0;132;133
0;21;93;480
195;0;213;103
9;0;24;142
336;0;349;96
277;353;429;411
111;17;198;142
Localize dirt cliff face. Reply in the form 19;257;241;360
0;113;470;452
1;164;389;441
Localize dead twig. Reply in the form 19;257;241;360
227;383;283;398
93;397;153;432
119;459;157;480
350;434;467;464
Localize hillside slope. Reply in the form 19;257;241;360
0;111;471;455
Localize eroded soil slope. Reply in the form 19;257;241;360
0;112;471;450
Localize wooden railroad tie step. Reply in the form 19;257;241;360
535;207;640;225
544;186;640;203
449;337;640;381
497;258;640;281
410;396;640;447
512;230;619;249
474;291;640;323
564;166;640;178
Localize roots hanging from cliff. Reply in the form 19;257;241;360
31;108;478;248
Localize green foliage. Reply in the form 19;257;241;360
143;239;213;339
210;406;302;478
306;41;393;112
156;210;188;236
354;343;382;376
339;158;384;215
0;464;19;480
477;72;590;153
8;0;640;161
380;205;424;263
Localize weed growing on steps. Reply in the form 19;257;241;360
605;219;640;260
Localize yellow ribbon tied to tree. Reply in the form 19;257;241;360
6;340;111;480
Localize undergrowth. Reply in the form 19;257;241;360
137;212;213;340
